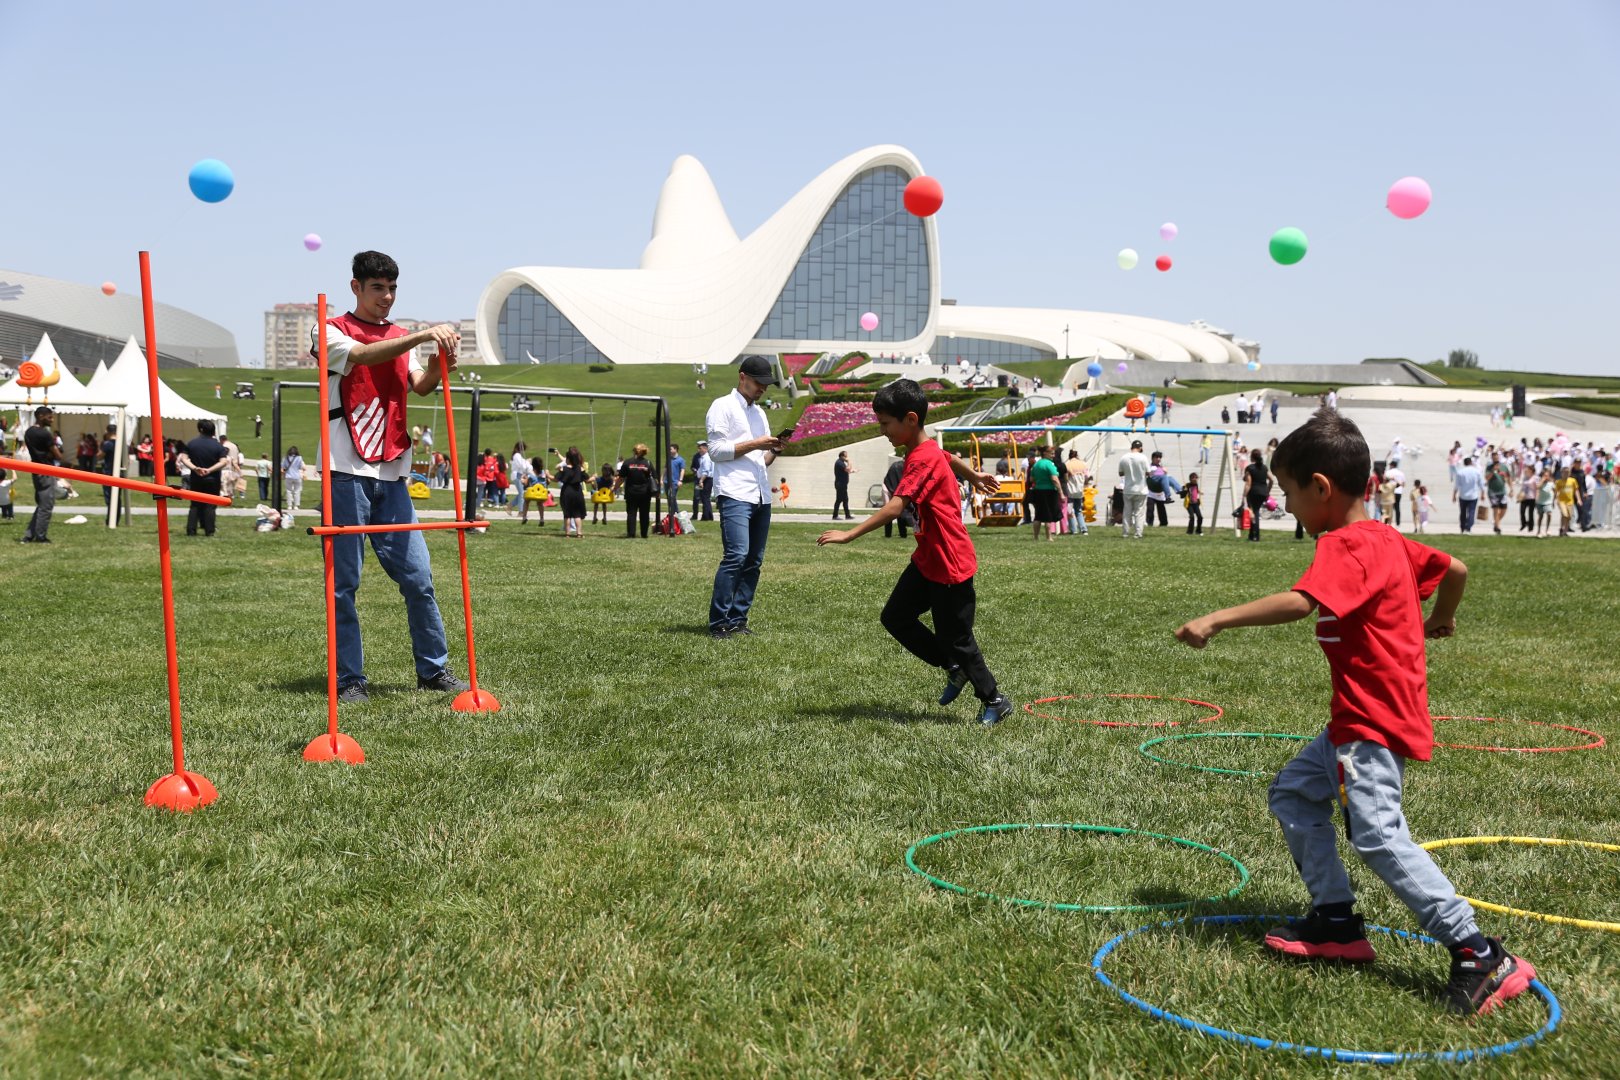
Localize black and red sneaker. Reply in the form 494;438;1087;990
1445;939;1537;1015
1264;911;1377;964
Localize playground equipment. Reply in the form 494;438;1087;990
940;423;1237;532
0;252;231;811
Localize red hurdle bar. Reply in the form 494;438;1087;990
307;520;491;536
434;346;499;713
0;457;232;505
303;294;366;765
139;251;219;812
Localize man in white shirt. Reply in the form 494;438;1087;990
705;355;786;638
314;250;468;702
1118;438;1150;539
691;441;715;521
1235;394;1249;425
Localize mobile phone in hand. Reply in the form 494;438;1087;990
777;427;795;440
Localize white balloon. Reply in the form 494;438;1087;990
1117;248;1139;271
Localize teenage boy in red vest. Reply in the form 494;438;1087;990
314;250;468;703
816;379;1012;725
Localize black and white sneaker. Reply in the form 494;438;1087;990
1445;938;1537;1015
417;672;471;694
978;695;1014;727
336;681;370;704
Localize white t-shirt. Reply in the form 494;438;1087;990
1118;451;1149;495
313;322;424;480
1385;465;1405;495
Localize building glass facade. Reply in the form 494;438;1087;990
755;166;930;344
497;285;610;365
929;335;1055;366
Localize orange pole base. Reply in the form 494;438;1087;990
144;770;219;812
302;732;366;765
452;689;502;713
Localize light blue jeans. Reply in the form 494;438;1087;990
329;472;451;689
1268;730;1479;946
709;496;771;630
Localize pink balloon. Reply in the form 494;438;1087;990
859;311;879;332
303;233;323;251
1159;222;1178;242
100;282;117;296
1115;362;1129;374
1386;177;1432;220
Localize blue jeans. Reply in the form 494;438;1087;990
710;495;771;630
1458;498;1478;532
1269;731;1478;946
329;472;450;689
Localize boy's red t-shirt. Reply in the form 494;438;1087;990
1292;520;1453;761
894;439;977;585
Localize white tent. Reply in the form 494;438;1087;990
97;337;226;428
86;358;112;395
0;332;105;413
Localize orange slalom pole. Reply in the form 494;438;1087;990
303;294;363;765
0;456;231;504
307;519;491;536
435;347;499;713
138;251;217;812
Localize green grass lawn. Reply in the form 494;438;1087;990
3;521;1617;1076
1420;366;1620;392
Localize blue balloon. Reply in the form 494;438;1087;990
1086;362;1103;378
188;159;235;203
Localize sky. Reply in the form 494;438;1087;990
3;0;1617;374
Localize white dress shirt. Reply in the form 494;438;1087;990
705;388;772;503
311;322;424;480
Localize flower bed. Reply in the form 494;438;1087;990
814;381;867;393
781;353;820;380
789;401;877;443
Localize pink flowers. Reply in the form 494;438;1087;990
789;402;878;442
781;353;819;379
983;413;1079;448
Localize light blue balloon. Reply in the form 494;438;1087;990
188;159;235;203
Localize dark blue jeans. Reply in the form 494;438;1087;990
710;495;771;630
1458;498;1478;533
329;472;450;688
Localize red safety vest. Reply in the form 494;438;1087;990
325;312;413;464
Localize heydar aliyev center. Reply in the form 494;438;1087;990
476;145;1253;368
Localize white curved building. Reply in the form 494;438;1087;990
477;145;1250;368
0;269;239;371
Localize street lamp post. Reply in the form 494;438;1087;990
1064;324;1070;358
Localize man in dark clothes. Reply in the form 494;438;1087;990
100;424;118;510
177;419;227;536
20;406;61;544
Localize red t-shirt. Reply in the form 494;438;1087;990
1292;520;1453;760
894;439;977;585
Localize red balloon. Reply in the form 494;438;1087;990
903;175;944;217
1155;255;1172;272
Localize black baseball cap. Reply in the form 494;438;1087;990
1131;439;1143;449
738;355;778;385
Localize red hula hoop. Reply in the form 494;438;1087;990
1023;693;1226;729
1432;715;1606;754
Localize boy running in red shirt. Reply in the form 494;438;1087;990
1175;408;1536;1016
818;380;1011;725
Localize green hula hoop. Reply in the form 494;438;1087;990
904;823;1252;913
1138;732;1311;778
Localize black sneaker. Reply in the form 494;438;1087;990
728;623;754;637
939;666;969;706
978;694;1014;726
1445;938;1537;1015
417;671;471;693
708;626;734;640
336;681;370;704
1264;911;1376;964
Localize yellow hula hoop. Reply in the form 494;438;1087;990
1419;836;1620;934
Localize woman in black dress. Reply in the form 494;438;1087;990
555;446;587;539
1242;448;1270;542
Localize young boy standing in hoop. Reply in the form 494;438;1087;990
817;380;1011;725
1174;408;1536;1016
315;250;469;703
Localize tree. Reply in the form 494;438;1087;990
1446;348;1481;369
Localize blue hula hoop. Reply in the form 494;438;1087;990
1091;914;1561;1065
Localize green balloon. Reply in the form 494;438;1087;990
1270;227;1308;266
